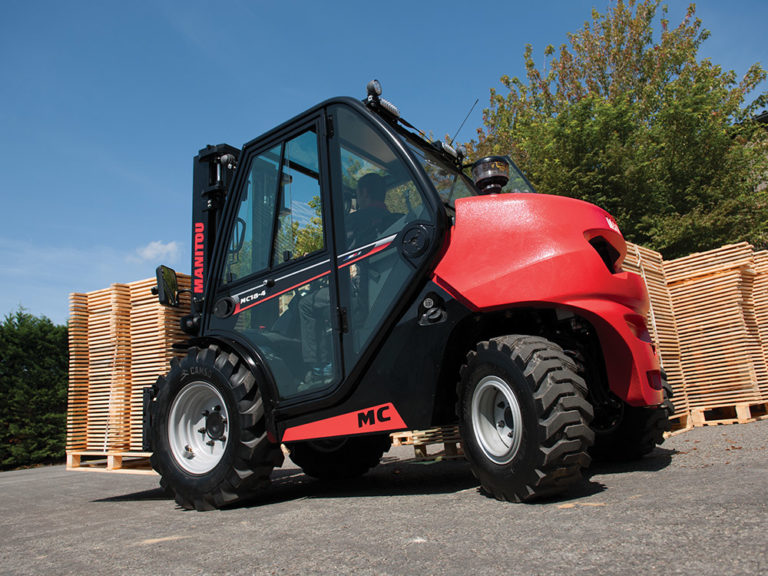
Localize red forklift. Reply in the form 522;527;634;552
148;80;672;510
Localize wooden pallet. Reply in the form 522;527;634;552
667;411;692;434
663;243;754;284
689;402;768;427
753;251;768;400
66;451;156;475
390;426;464;460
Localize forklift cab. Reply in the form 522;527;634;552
201;99;462;406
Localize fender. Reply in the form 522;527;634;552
174;334;282;441
434;194;662;407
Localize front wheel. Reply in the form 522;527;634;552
458;335;594;502
150;345;284;510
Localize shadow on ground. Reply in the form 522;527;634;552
586;446;676;477
93;447;676;509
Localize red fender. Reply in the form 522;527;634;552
434;194;662;407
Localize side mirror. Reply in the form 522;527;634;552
154;265;179;307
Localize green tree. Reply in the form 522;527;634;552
294;195;325;257
0;309;68;469
472;0;768;258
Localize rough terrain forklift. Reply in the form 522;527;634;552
148;80;672;510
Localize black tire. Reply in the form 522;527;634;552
150;345;284;510
287;434;391;481
590;378;674;461
457;335;594;502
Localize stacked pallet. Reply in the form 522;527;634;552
664;243;768;424
624;243;690;420
66;294;89;452
67;275;190;469
753;251;768;397
128;278;190;451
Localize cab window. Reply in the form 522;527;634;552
273;129;324;264
332;106;431;368
223;128;325;284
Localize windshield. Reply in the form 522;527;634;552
403;140;478;209
402;138;536;212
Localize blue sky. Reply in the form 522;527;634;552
2;0;766;325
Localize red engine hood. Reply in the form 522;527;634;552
433;193;661;407
434;193;647;314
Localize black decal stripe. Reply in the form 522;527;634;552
232;236;397;316
235;268;332;315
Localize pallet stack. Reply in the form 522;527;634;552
663;243;768;425
66;275;190;470
128;278;191;451
66;294;90;452
751;250;768;397
624;243;690;422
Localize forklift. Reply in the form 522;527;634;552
148;80;672;510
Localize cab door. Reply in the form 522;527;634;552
328;105;437;377
208;118;342;401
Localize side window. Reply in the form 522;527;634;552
333;107;430;368
223;129;324;284
222;145;280;284
273;129;325;264
336;113;425;251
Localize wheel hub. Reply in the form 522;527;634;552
471;375;523;465
203;407;227;441
168;382;230;475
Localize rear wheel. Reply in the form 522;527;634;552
287;434;391;480
458;335;594;502
150;345;284;510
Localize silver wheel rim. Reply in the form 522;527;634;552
471;375;523;465
168;381;230;475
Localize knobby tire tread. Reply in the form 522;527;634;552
459;334;594;502
150;345;283;511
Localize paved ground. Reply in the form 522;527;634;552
1;420;767;575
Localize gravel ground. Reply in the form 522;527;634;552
0;419;766;575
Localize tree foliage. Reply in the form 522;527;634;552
0;309;68;469
293;195;325;257
471;0;768;258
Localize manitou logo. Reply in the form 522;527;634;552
357;405;392;428
193;222;205;293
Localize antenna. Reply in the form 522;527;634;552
449;98;479;146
